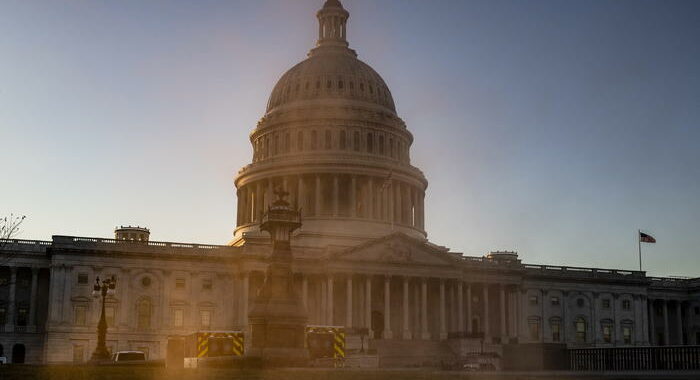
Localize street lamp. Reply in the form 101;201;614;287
90;276;116;362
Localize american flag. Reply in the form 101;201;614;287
639;232;656;244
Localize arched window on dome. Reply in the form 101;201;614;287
338;80;344;90
284;132;290;153
349;81;354;90
311;130;318;150
366;133;374;153
297;131;304;151
389;138;395;158
325;130;332;150
264;137;270;159
339;130;347;150
378;135;385;155
326;80;332;89
273;133;279;156
316;80;321;90
353;131;360;152
369;84;374;94
359;83;364;92
305;81;309;91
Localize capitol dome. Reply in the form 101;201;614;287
266;51;397;114
233;0;428;248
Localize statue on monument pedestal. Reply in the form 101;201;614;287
247;187;309;366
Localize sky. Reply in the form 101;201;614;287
1;0;699;277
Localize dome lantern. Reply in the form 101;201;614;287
313;0;352;54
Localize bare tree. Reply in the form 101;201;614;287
0;213;26;267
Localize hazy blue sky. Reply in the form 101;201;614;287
1;0;698;276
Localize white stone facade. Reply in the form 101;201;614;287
1;0;699;365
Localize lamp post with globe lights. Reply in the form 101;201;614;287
90;276;116;361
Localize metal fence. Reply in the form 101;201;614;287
570;346;700;371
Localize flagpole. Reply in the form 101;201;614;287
638;229;642;272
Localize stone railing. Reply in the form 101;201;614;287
0;239;52;253
51;236;236;257
648;276;700;288
523;264;646;280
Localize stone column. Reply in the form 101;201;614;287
466;283;473;334
414;282;420;339
675;301;683;345
350;176;357;218
368;177;374;219
483;284;490;342
346;276;353;328
421;278;429;340
388;181;394;224
119;268;130;326
241;272;249;327
662;300;670;345
365;276;373;338
320;278;327;325
448;282;455;332
62;266;73;324
641;296;650;345
394;182;401;224
383;276;392;339
267;178;274;208
315;175;321;216
439;279;447;340
402;277;411;339
327;274;334;325
6;267;17;330
500;285;507;342
28;267;39;329
649;299;656;345
48;265;62;324
333;175;339;216
457;282;464;334
255;182;263;221
302;275;308;312
297;176;305;213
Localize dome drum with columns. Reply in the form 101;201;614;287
233;0;427;247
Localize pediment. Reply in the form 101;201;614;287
332;233;456;266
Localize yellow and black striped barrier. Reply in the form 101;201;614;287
195;331;245;358
305;325;345;364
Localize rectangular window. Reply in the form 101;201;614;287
551;297;560;306
528;320;540;340
603;325;612;343
78;273;89;285
105;306;115;327
0;307;6;325
73;345;85;363
16;307;28;326
602;299;611;309
74;305;87;326
0;275;8;286
528;296;538;306
200;310;211;329
202;278;213;291
175;278;186;289
551;322;561;342
622;300;631;310
172;309;184;328
623;326;632;344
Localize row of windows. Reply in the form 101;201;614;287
73;302;212;330
75;273;214;291
269;76;392;109
528;317;634;344
528;295;633;311
253;129;408;161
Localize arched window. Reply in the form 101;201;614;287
366;133;374;153
378;135;385;155
389;138;395;158
353;132;360;152
325;130;332;150
575;317;587;343
273;134;279;156
297;131;304;151
284;132;290;153
137;299;152;330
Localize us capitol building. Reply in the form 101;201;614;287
1;0;699;366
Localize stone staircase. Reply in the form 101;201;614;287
370;339;456;368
